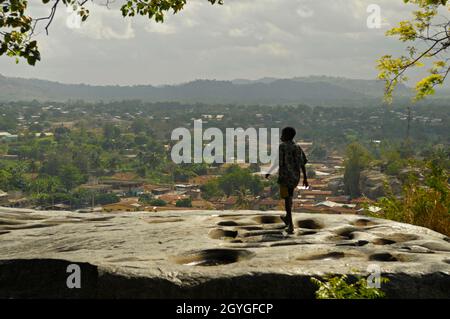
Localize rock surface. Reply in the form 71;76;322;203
0;207;449;298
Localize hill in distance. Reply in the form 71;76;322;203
0;73;420;106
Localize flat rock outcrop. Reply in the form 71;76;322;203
0;207;449;298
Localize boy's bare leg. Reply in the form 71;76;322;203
284;196;294;233
281;198;289;225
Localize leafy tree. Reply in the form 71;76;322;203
131;119;148;134
95;192;120;205
136;165;147;177
191;163;208;176
0;168;12;190
134;134;149;146
149;198;167;206
378;0;450;101
88;147;102;171
172;166;193;182
54;126;70;141
32;192;73;207
105;152;122;172
0;162;28;190
28;122;44;133
217;165;263;197
344;142;372;198
73;149;91;174
59;164;84;190
248;163;260;173
0;113;17;131
138;151;161;169
66;190;87;208
103;123;121;140
0;0;224;65
40;152;68;176
379;143;407;176
200;179;223;200
27;175;63;194
175;197;192;207
138;193;154;204
235;188;252;209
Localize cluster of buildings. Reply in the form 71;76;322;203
85;155;350;213
0;190;30;208
0;135;375;215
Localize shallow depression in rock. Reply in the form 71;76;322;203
217;220;240;226
351;219;379;227
295;230;317;236
334;227;357;240
295;219;324;229
252;215;283;224
172;249;255;266
373;233;419;243
372;238;396;245
237;226;264;231
208;228;238;240
368;252;398;262
297;251;346;261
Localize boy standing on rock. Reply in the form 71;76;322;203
266;127;309;234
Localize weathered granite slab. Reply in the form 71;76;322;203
0;207;449;298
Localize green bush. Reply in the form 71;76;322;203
311;275;388;299
149;198;167;206
176;198;192;207
95;193;120;205
139;193;154;204
374;160;450;236
200;179;224;200
343;142;372;198
217;165;263;196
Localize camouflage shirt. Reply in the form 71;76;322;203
277;141;308;188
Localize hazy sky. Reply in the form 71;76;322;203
0;0;426;85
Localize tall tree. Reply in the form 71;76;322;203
378;0;450;102
0;0;223;65
344;143;371;199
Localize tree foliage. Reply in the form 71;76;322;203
374;159;450;236
378;0;450;102
199;165;264;200
343;142;372;198
217;165;263;197
311;275;388;299
0;0;223;65
175;197;192;207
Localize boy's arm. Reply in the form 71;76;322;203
300;147;309;187
301;164;309;187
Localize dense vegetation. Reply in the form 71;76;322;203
342;140;449;235
374;158;450;236
311;275;389;299
0;100;448;217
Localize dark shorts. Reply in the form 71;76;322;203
280;185;294;199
